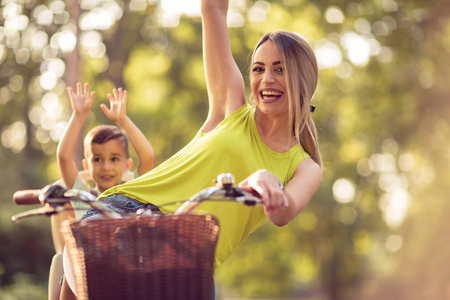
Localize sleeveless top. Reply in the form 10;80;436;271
100;103;310;266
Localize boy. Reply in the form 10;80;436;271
57;82;154;219
52;82;154;300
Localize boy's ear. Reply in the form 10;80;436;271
82;159;89;171
125;158;133;171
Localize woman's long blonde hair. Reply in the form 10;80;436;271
252;31;322;168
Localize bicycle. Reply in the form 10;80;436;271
12;173;262;300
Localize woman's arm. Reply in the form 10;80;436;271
200;0;246;132
239;159;322;226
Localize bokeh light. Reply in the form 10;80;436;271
382;0;398;12
29;105;45;125
379;188;410;228
57;28;77;53
398;153;415;172
1;121;27;153
335;61;353;78
9;74;23;92
248;1;270;23
340;32;372;66
47;58;66;78
34;5;54;26
335;206;357;225
333;178;356;204
385;234;403;253
325;6;344;24
227;10;245;27
49;1;66;14
0;86;13;105
354;18;372;35
315;40;342;69
30;30;49;52
39;71;58;90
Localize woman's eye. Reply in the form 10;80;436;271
252;67;263;72
276;67;283;73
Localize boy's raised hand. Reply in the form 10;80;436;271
101;88;128;124
66;82;95;115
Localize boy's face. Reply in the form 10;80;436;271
82;139;133;193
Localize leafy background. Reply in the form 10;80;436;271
1;0;449;299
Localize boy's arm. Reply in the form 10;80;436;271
101;88;155;176
57;83;95;188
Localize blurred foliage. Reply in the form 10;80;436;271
0;273;47;300
1;0;450;299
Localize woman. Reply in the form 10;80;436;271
62;0;322;298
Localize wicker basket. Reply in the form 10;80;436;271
60;214;220;300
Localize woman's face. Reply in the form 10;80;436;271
250;40;288;116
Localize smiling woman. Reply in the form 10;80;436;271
249;31;321;161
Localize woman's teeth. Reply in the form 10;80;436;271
261;90;282;100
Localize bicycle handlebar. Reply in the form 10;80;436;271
13;185;67;205
13;187;48;205
12;173;262;221
174;185;262;214
12;184;120;221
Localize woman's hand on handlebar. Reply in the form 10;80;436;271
238;170;288;214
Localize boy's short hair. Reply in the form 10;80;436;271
83;125;129;158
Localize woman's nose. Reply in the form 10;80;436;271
262;70;275;83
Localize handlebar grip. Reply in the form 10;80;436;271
13;185;67;205
13;189;44;205
242;199;260;206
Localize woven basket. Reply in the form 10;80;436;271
60;214;220;300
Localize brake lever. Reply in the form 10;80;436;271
232;187;262;206
41;185;68;207
12;205;64;222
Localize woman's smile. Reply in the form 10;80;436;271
260;88;284;103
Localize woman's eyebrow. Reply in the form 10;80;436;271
252;61;282;66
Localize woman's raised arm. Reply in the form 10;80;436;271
200;0;246;132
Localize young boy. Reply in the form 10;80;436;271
52;83;154;300
57;82;154;219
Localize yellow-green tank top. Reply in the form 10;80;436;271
100;103;310;266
